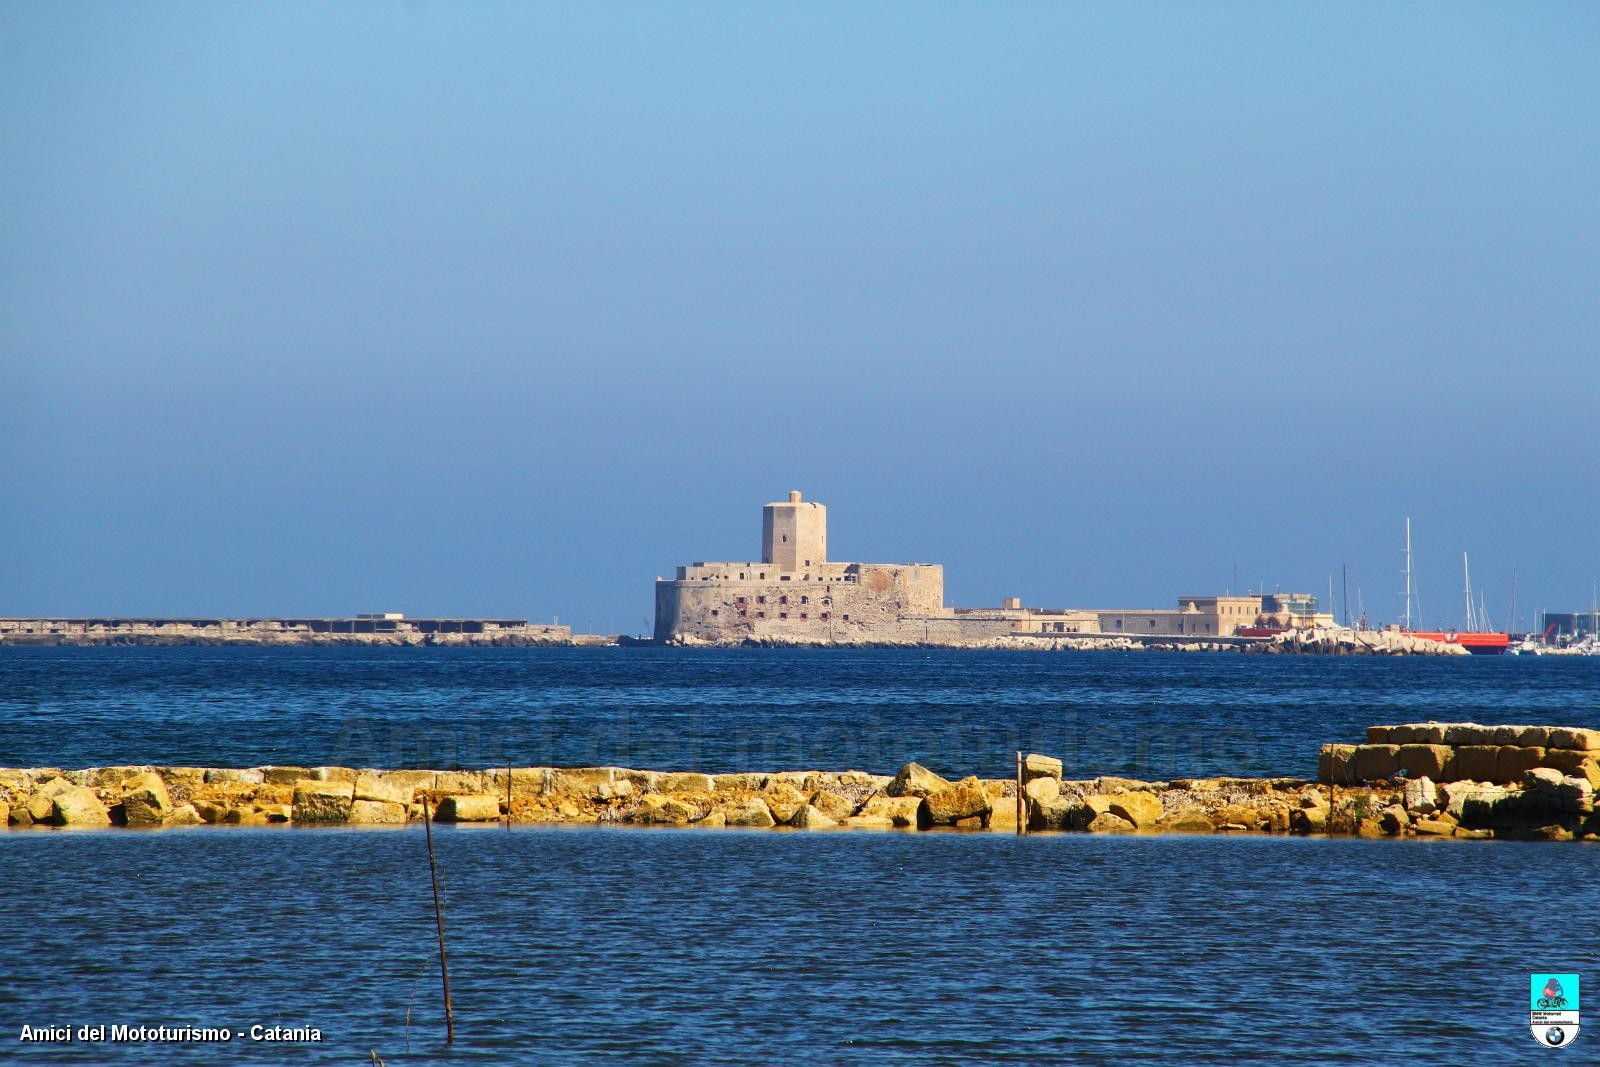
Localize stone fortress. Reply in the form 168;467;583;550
654;491;1336;647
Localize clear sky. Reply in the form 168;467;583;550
3;3;1597;634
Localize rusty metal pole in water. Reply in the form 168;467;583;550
422;794;455;1043
1015;751;1026;835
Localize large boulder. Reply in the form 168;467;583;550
1030;795;1083;831
1318;744;1357;785
761;783;809;825
1543;750;1600;789
632;793;696;825
655;772;715;794
1162;810;1218;833
353;774;414;807
1106;791;1161;829
1289;806;1327;834
924;776;990;826
792;805;837;829
433;771;484;793
1402;777;1438;815
204;768;264;785
1021;754;1063;782
810;790;856;821
1378;804;1409;835
164;804;204;827
1443;723;1491;746
719;797;776;828
1024;777;1060;806
51;785;111;827
348;799;408;824
1548;727;1600;752
1454;746;1500;782
885;763;952;799
986;799;1019;832
1497;747;1546;784
1397;745;1453;781
1352;745;1400;782
857;795;925;828
121;772;173;826
435;794;501;822
549;768;613;800
292;780;355;823
1086;811;1135;833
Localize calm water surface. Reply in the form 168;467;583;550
3;649;1597;1064
3;647;1598;778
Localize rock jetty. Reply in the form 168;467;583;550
3;724;1594;840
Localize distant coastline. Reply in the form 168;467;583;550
0;618;1469;654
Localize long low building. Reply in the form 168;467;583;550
654;492;1330;645
0;615;573;645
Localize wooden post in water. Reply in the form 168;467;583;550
505;762;514;827
1015;751;1026;835
421;794;455;1043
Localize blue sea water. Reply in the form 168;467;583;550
2;648;1598;1065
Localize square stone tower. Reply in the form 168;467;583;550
761;490;826;571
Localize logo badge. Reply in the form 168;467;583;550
1531;973;1580;1048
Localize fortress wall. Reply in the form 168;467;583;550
656;564;947;644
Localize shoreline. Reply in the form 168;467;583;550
5;722;1595;840
0;627;1467;654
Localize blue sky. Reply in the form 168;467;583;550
3;3;1597;633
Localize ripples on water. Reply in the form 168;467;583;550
3;647;1598;778
1;827;1589;1065
4;649;1597;1064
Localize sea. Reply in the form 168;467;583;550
2;647;1597;1064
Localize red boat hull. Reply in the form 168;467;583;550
1404;631;1510;655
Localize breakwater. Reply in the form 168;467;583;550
4;723;1595;840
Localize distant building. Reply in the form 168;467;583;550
654;491;944;643
653;492;1326;644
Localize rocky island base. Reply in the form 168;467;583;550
4;723;1596;841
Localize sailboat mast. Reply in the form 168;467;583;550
1403;518;1413;630
1342;563;1350;630
1463;552;1474;632
1508;570;1518;635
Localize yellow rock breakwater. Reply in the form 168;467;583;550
3;728;1596;841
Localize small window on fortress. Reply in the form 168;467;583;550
842;614;849;621
779;612;788;619
822;597;831;606
782;534;787;542
757;611;765;618
820;612;829;621
739;572;745;580
804;559;811;567
711;610;719;617
800;613;807;620
757;595;766;604
780;595;788;605
780;575;790;581
800;596;808;604
736;597;746;605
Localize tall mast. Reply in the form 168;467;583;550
1508;570;1518;635
1342;563;1350;629
1403;518;1414;630
1463;552;1474;632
